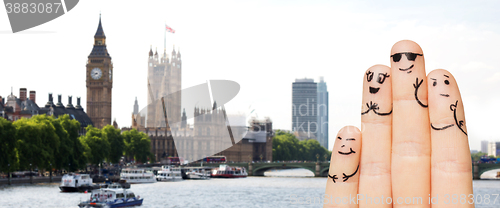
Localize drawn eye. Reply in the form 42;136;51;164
406;53;418;61
377;73;389;84
337;137;342;140
444;80;449;85
391;53;402;62
366;71;374;82
433;81;437;86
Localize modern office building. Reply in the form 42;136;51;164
481;140;488;153
487;142;500;157
316;77;329;149
292;78;318;139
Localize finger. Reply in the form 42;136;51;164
428;69;473;207
324;126;361;208
390;40;431;207
359;65;392;208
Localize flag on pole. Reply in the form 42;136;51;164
166;24;175;33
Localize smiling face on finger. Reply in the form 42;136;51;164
362;65;392;116
430;74;452;97
428;69;468;136
366;70;390;94
337;136;357;155
390;40;428;108
390;41;424;75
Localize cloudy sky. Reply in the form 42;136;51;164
0;0;498;151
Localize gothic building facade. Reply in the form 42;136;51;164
146;47;182;129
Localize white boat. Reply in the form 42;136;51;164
185;167;210;180
78;188;143;208
211;165;248;178
120;168;156;184
155;165;182;181
59;173;94;192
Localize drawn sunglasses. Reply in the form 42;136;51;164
390;52;423;62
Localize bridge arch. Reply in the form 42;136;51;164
479;167;500;179
252;163;316;176
320;167;329;177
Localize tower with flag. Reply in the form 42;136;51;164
143;23;182;129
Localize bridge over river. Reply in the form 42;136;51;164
190;162;500;178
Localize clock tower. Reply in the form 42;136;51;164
86;15;113;129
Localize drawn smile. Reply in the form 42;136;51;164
431;123;454;130
399;64;414;73
440;94;449;97
338;148;356;155
369;87;380;94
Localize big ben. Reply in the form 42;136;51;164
86;15;112;129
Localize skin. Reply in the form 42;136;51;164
324;41;473;208
391;40;431;207
428;69;472;208
359;65;392;208
324;126;361;208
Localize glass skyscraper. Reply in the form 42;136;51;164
317;77;329;149
292;78;318;139
291;77;329;149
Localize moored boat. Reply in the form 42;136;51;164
185;167;210;180
155;165;182;181
78;188;143;208
60;173;103;192
211;165;247;178
120;168;156;184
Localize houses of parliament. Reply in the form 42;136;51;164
86;16;273;163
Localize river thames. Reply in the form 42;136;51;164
0;169;499;208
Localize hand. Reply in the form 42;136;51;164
324;40;473;208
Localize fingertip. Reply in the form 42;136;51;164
390;40;427;100
338;125;361;135
362;65;392;121
427;69;467;136
335;126;361;156
390;40;423;55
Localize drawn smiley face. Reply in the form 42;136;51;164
337;136;356;155
390;52;423;74
429;71;467;136
362;65;392;116
366;70;390;94
430;74;451;97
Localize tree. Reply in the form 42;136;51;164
471;152;488;162
0;117;18;173
272;130;330;161
14;116;59;171
102;125;124;164
272;130;301;161
79;125;110;166
57;114;87;171
122;129;152;163
300;139;329;161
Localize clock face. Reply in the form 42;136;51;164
109;69;112;80
91;68;102;80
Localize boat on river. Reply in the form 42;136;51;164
155;165;182;181
211;165;247;178
120;168;156;184
77;187;143;207
60;173;105;192
185;167;210;180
